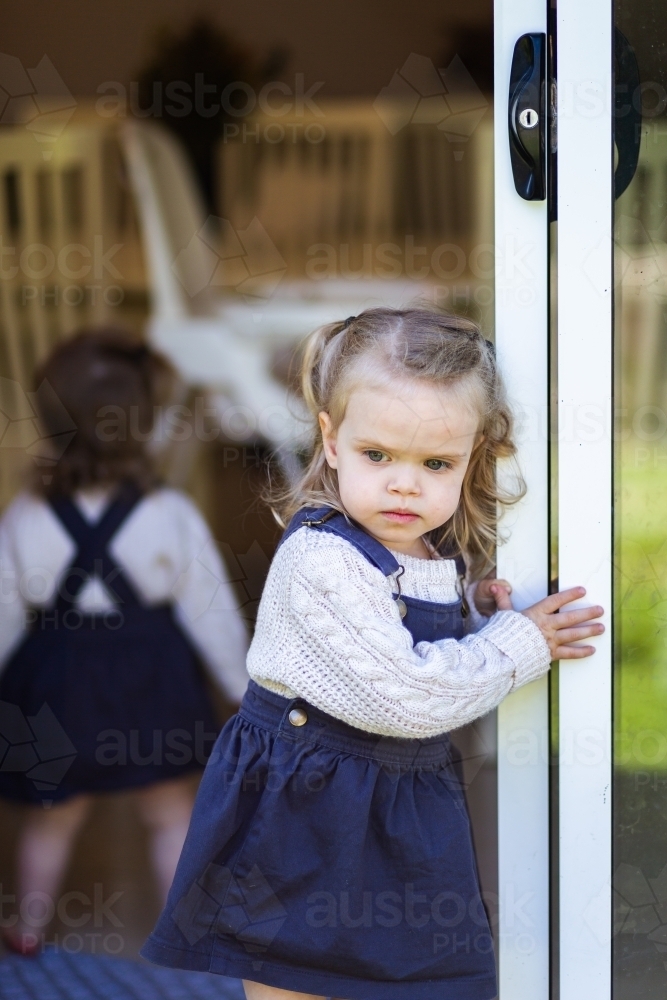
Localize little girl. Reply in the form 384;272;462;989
0;328;249;954
143;308;603;1000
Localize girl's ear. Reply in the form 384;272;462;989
318;411;338;468
472;432;486;452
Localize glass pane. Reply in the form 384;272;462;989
0;9;499;965
614;2;667;995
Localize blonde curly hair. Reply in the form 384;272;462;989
273;307;524;578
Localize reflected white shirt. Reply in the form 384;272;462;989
0;487;250;702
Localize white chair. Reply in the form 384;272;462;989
121;115;469;470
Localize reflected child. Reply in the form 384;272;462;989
0;328;249;954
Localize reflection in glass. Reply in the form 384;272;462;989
614;2;667;995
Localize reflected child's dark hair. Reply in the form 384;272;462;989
32;327;174;497
272;307;525;578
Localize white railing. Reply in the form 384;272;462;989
0;101;496;503
218;99;494;272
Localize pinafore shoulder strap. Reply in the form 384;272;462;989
49;483;145;612
280;506;401;576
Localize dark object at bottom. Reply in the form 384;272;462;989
0;951;245;1000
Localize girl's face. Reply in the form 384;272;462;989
319;379;481;558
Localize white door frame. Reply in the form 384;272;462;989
495;1;614;996
556;1;613;997
494;3;550;998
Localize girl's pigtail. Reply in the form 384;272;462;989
266;319;353;525
300;319;351;418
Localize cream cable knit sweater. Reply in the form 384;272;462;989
247;527;551;738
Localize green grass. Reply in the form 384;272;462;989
616;446;667;770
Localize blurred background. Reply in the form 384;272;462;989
3;2;667;995
0;0;498;976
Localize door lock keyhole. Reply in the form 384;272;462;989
519;108;539;129
508;33;546;200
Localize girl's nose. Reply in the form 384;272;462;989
387;473;420;496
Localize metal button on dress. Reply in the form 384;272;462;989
289;707;308;727
396;598;407;618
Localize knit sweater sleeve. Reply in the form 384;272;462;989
247;531;551;738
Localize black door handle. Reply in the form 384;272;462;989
614;27;641;199
509;33;546;201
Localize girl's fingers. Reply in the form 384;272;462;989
552;606;605;628
480;579;512;597
552;624;604;645
540;587;588;613
554;643;597;659
490;585;513;611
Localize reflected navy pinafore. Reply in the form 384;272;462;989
143;508;497;1000
0;485;218;804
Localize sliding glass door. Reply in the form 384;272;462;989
613;1;667;996
554;0;667;996
494;1;667;996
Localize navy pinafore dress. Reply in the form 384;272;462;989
0;485;219;804
143;508;497;1000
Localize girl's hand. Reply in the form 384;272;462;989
491;584;605;659
475;578;512;617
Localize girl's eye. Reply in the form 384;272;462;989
365;450;386;463
424;458;452;471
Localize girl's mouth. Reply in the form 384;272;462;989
381;511;419;523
